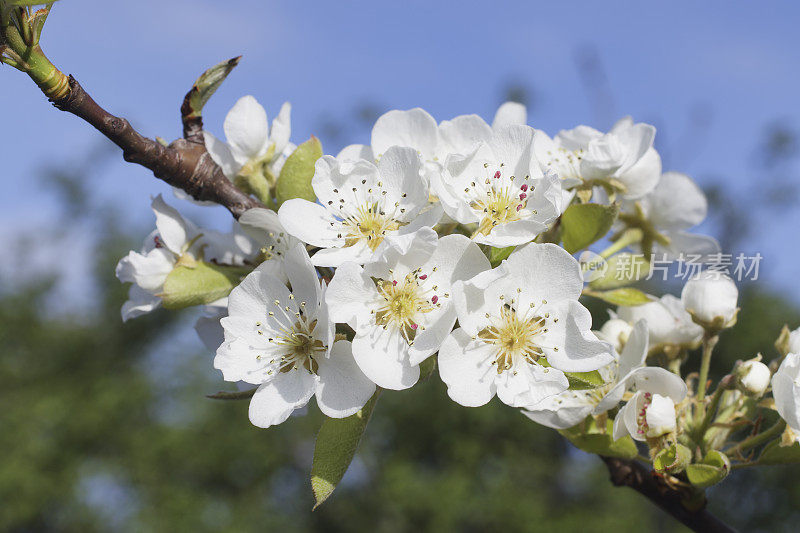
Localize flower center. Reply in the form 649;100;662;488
478;301;552;374
463;166;533;237
372;269;441;343
342;203;403;251
256;301;327;376
543;147;584;180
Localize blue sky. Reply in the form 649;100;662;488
2;0;800;302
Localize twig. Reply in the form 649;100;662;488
601;456;737;533
48;76;263;218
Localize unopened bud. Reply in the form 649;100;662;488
598;318;633;353
681;271;738;330
736;358;771;396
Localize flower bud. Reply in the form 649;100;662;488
736;358;771;396
645;393;677;438
681;271;738;329
597;318;633;353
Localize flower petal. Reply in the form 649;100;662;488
352;327;419;390
315;340;376;418
203;130;239;178
438;328;497;407
248;370;316;428
371;108;439;161
492;102;527;129
223;95;270;164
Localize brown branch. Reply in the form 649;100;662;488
49;76;263;219
601;456;737;533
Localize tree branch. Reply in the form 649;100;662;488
601;456;737;533
48;76;263;218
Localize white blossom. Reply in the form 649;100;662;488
597;318;634;354
771;353;800;443
618;171;720;258
326;228;489;390
203;96;293;181
736;358;771;396
681;271;738;326
431;125;564;247
617;295;703;348
115;195;246;321
789;327;800;355
438;243;614;408
278;146;441;267
612;371;688;441
534;116;662;199
215;244;375;428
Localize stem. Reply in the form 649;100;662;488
599;228;643;259
601;457;737;533
696;334;719;418
729;419;786;455
696;375;734;449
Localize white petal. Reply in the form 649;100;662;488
617;319;649;378
523;392;593;429
451;266;508;337
151;194;191;254
438;328;496;407
371;108;440;161
248;371;317;428
556;125;603;151
337;144;375;162
503;243;584;302
326;262;377;329
203;130;239;178
496;364;568;407
121;284;161;321
315;340;376;418
541;300;615;372
625;366;688;402
655;231;721;260
487;125;536;178
439;114;492;154
195;312;224;353
352;327;419;390
116;248;174;291
283;243;321;311
224;95;270;164
226;265;296;326
644;172;707;230
616;147;661;199
277;199;341;248
773;353;800;430
269;102;292;156
492;102;527;129
613;400;636;440
408;306;457;366
472;219;547;247
376;146;428;217
311;242;373;268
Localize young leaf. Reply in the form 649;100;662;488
160;261;251;310
311;390;380;509
489;246;514;268
276;137;323;206
560;203;619;254
584;287;651;307
686;450;730;488
183;56;241;119
565;370;605;390
558;419;638;459
589;253;652;290
758;440;800;465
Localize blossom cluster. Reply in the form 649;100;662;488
116;95;800;482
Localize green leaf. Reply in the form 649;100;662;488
560;203;619;254
276;137;323;206
565;370;605;390
559;419;638;460
184;56;240;119
653;443;691;474
311;391;380;509
686;450;730;488
758;440;800;465
489;246;515;268
589;253;652;290
585;287;651;307
160;260;251;310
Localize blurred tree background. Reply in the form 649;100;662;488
2;81;800;532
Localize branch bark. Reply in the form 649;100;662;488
601;456;737;533
49;76;263;219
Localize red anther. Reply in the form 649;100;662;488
410;323;418;330
493;171;501;179
520;184;528;192
419;274;428;280
519;193;527;200
392;280;397;285
431;295;438;304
